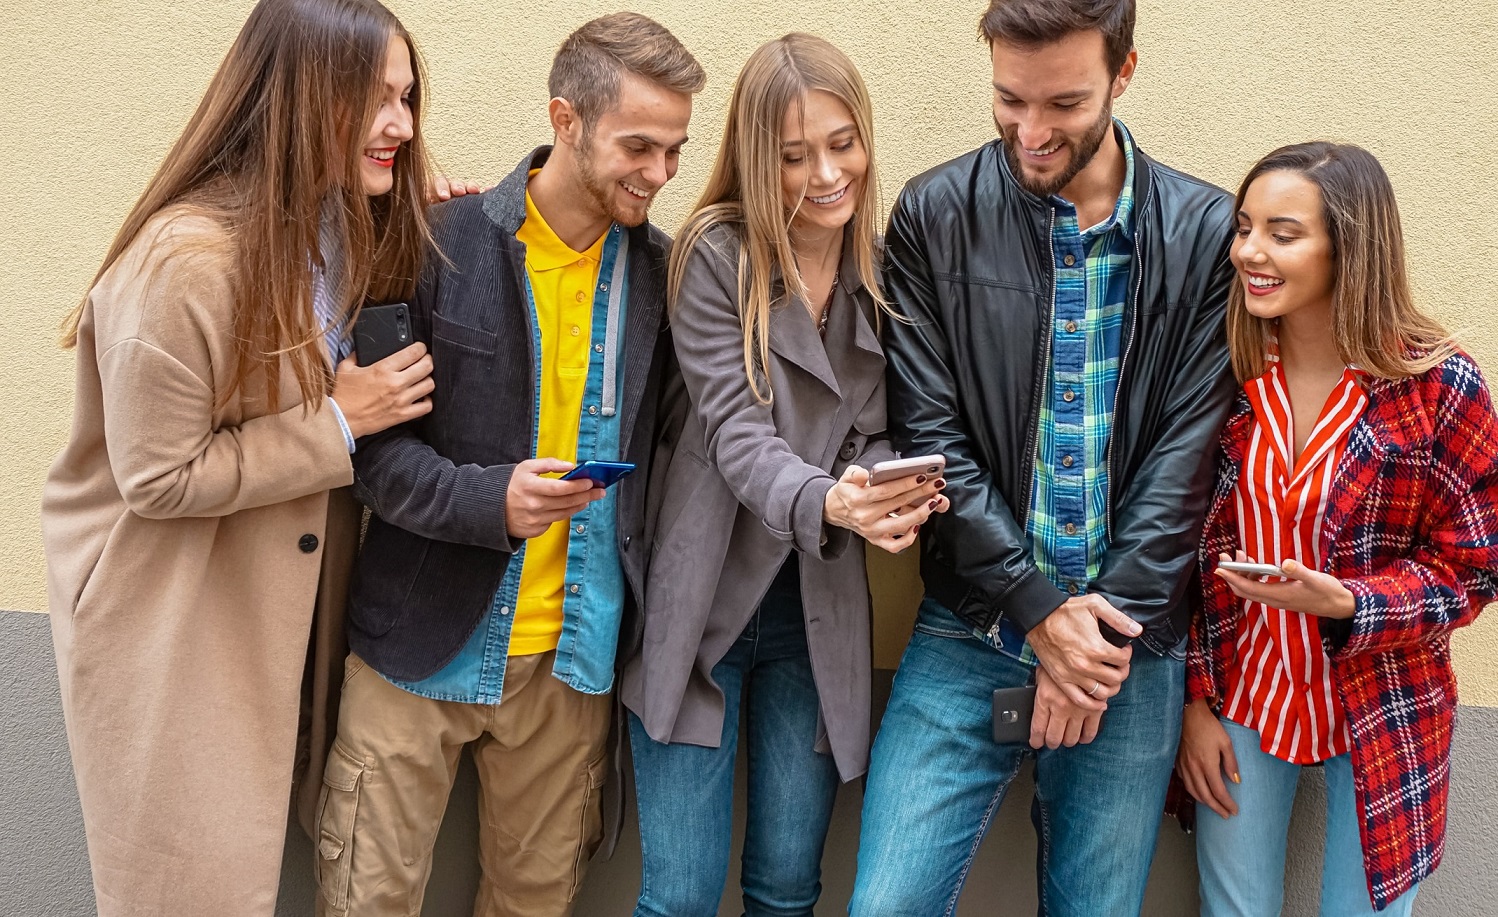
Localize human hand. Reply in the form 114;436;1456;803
427;174;486;203
505;458;604;539
1029;663;1105;749
821;465;948;553
331;342;434;439
1214;551;1355;619
1175;697;1240;819
1024;594;1139;707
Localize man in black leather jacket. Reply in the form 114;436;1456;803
851;1;1237;914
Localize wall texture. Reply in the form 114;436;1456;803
3;0;1497;913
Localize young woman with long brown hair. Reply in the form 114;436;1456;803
618;34;949;916
42;1;435;912
1174;142;1498;915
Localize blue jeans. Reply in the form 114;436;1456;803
629;563;840;917
850;598;1184;917
1196;718;1419;917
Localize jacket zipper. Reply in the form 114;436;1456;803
1104;169;1154;542
991;205;1058;640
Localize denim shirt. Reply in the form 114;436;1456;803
989;121;1137;663
387;225;631;703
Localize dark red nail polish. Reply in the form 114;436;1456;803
934;479;946;490
916;474;927;484
928;499;938;510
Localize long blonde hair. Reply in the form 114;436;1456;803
62;0;434;412
1227;142;1452;383
668;33;887;404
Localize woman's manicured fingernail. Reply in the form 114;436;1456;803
928;499;939;510
916;475;927;484
913;524;921;534
935;479;946;490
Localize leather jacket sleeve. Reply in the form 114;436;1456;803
1088;224;1238;646
882;189;1069;626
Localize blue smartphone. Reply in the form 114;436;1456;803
560;460;636;488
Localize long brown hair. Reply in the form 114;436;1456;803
61;0;433;411
668;33;888;405
1227;142;1452;383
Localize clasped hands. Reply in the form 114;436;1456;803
1026;593;1141;750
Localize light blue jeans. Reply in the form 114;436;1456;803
1196;717;1419;916
850;598;1185;917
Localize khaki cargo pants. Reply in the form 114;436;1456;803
314;652;611;917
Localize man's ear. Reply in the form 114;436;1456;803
549;97;584;148
1111;48;1138;99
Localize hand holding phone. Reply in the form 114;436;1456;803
354;303;415;367
559;461;636;489
1217;561;1287;578
868;454;946;486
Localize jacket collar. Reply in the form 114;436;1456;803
482;146;552;236
766;223;883;397
995;119;1154;224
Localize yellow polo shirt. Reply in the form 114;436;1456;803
509;182;606;656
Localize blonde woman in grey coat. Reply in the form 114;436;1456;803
617;33;949;917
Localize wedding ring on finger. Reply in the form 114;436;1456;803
1087;680;1102;698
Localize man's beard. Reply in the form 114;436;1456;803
1000;103;1113;199
576;134;650;228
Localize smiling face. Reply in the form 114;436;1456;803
572;70;693;228
779;90;867;237
1230;170;1337;323
990;30;1133;198
358;34;415;196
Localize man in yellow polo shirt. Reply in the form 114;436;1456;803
317;14;704;917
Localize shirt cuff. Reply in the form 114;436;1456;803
327;398;356;453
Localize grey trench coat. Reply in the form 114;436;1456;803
619;223;896;781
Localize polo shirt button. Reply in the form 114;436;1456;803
571;325;581;336
577;259;587;267
575;291;585;303
1064;522;1077;535
1062;254;1076;267
1065;320;1078;333
569;584;581;595
1062;389;1075;402
1067;583;1080;596
1061;454;1074;468
298;534;319;553
499;605;511;616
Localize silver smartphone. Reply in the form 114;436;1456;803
868;454;945;486
1217;561;1286;577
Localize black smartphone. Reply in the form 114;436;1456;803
992;685;1037;744
353;302;413;366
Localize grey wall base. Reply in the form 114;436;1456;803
5;609;1494;916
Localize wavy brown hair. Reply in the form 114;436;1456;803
61;0;433;411
1227;142;1453;383
669;33;888;404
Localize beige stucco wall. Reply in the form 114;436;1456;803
5;1;1496;701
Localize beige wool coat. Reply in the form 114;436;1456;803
42;207;357;916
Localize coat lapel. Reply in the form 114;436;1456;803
767;292;841;396
1319;375;1427;550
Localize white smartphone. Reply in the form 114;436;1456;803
1217;561;1287;577
868;454;945;486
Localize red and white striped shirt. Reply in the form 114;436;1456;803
1221;345;1367;764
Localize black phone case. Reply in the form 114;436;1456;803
353;302;412;366
992;685;1038;744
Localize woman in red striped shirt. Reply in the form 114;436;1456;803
1175;142;1498;915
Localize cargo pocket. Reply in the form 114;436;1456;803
568;753;608;898
314;741;366;914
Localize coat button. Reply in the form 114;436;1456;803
624;535;632;548
840;441;856;460
298;534;319;553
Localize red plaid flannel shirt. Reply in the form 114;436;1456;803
1175;351;1498;910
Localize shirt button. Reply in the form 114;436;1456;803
1062;254;1076;267
569;584;581;595
599;282;610;292
577;258;587;267
571;325;581;336
588;405;598;415
594;343;604;353
499;605;511;616
1064;522;1078;535
575;524;586;534
298;534;319;553
574;290;585;303
1065;320;1078;333
1067;583;1080;596
1061;454;1075;468
1062;389;1076;403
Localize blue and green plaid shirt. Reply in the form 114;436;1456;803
989;120;1137;664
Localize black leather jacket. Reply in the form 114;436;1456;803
883;135;1238;654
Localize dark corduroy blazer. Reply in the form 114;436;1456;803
346;147;673;681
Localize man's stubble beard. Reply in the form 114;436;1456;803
999;101;1113;199
575;132;649;228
